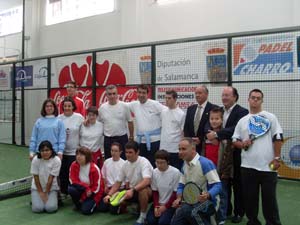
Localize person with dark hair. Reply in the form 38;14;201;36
146;150;180;225
184;85;218;155
206;86;248;224
80;106;104;168
98;84;134;160
204;107;224;166
103;141;153;225
171;138;221;225
59;80;86;116
98;142;125;213
58;96;84;195
30;140;62;213
232;89;283;225
68;147;104;215
29;98;66;161
128;85;166;167
160;90;185;170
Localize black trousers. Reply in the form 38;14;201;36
231;150;245;217
104;134;128;160
241;168;281;225
59;155;76;194
139;141;160;168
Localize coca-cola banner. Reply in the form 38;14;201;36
49;86;148;109
51;47;151;90
50;87;93;109
96;86;140;107
51;54;93;88
156;39;227;84
96;47;151;85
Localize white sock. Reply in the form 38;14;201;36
140;212;146;218
136;213;146;223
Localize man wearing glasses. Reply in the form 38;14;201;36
98;84;134;160
59;81;86;117
232;89;283;225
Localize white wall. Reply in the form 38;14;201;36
1;0;300;58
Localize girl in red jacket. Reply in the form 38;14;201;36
68;146;103;214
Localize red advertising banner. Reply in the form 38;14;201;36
50;86;152;108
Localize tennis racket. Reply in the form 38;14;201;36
182;182;202;205
248;115;271;141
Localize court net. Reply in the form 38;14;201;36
0;176;32;200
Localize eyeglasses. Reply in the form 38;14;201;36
250;96;262;101
66;85;75;88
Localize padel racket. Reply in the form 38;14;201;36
182;182;202;205
110;190;126;206
183;182;215;225
248;115;270;141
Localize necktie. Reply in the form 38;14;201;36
194;105;202;135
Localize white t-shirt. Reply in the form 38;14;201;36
232;111;283;172
98;101;132;137
117;156;153;188
102;157;125;188
30;156;61;191
152;166;181;205
128;99;166;143
80;121;104;152
58;113;84;155
160;107;185;153
79;163;91;184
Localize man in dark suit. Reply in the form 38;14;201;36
184;85;217;155
206;86;248;224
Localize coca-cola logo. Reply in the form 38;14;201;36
97;87;138;106
50;88;93;109
51;55;128;108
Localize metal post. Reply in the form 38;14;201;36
151;45;156;98
92;52;97;106
12;63;16;145
20;0;26;145
47;58;51;97
227;38;232;86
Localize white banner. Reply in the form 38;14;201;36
0;65;11;90
156;39;228;84
232;32;300;81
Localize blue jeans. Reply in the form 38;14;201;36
146;204;175;225
218;179;229;222
170;203;212;225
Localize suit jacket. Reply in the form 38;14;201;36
184;101;218;142
217;104;248;140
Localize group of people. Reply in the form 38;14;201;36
29;81;283;225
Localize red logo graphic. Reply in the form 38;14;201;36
58;56;127;87
51;55;128;108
